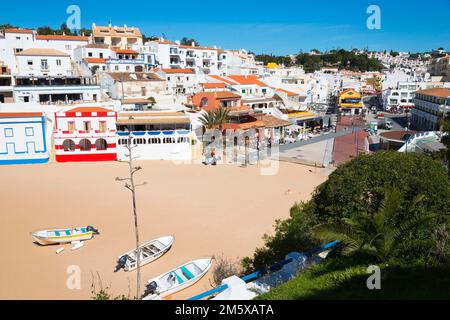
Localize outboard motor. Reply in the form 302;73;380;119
114;255;128;272
142;281;158;297
87;226;100;235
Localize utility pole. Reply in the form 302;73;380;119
116;135;147;298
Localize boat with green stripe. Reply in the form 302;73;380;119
142;258;212;300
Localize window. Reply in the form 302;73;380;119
56;60;62;66
25;127;34;136
65;45;71;50
27;60;33;66
118;139;130;145
83;121;91;132
99;53;103;58
177;137;190;143
4;128;13;137
41;59;48;70
14;48;23;54
79;139;92;151
62;139;76;151
99;121;107;133
88;52;93;57
95;138;108;150
200;97;208;108
148;138;161;144
68;121;75;133
133;138;146;145
115;66;119;71
163;137;175;144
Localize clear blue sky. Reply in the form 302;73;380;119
2;0;449;55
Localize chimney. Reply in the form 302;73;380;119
175;40;180;45
92;23;96;28
191;41;195;47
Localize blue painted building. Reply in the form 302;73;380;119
0;112;50;165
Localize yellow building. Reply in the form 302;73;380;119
339;89;364;115
267;62;279;69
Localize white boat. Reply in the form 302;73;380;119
142;258;213;300
31;226;99;245
115;236;174;272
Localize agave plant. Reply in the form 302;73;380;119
314;188;436;262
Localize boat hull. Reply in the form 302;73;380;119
143;258;212;300
32;232;94;245
119;236;174;271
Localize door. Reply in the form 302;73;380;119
6;143;15;155
27;142;36;154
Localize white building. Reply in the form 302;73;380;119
116;112;193;161
53;106;117;162
157;68;198;95
0;28;88;74
15;48;72;77
100;72;166;100
0;112;51;165
91;23;143;49
147;39;220;75
411;88;450;131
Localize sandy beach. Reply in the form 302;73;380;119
0;160;327;300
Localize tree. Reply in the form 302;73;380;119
147;97;156;108
116;136;147;298
91;66;99;76
199;110;218;155
243;152;450;271
213;107;230;131
180;37;200;46
0;24;17;30
314;188;436;262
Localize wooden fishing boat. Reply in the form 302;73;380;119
115;236;174;272
31;226;99;245
142;258;212;300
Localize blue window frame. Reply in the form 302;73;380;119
4;128;13;137
25;127;34;136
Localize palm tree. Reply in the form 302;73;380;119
314;188;435;262
214;107;230;131
198;110;217;155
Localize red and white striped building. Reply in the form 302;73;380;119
54;107;117;162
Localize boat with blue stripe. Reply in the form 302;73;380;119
31;226;99;245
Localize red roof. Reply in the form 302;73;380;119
0;112;42;117
274;88;298;96
112;49;139;54
84;58;106;64
5;28;33;34
209;75;237;85
333;131;369;165
36;34;89;41
162;68;194;74
227;75;268;87
65;107;113;113
201;82;226;89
